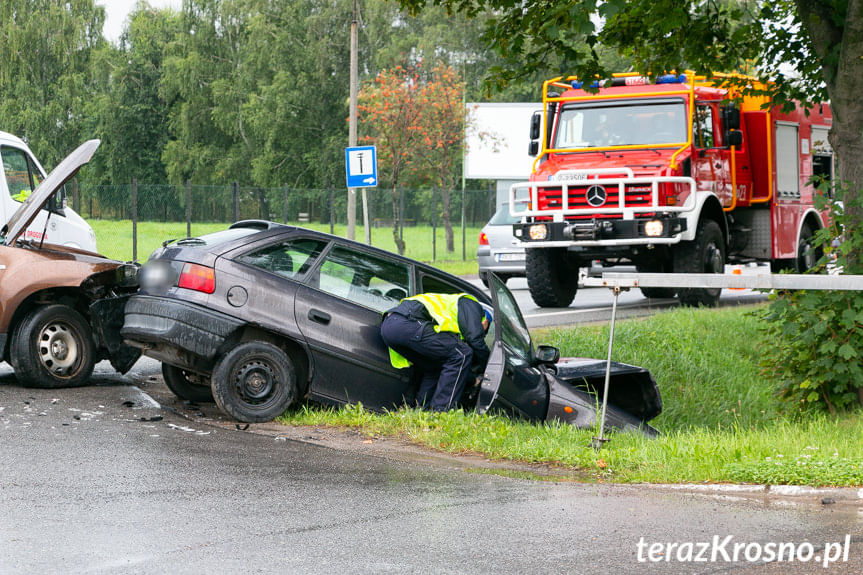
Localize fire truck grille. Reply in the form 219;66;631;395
536;185;655;219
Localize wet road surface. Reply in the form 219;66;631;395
2;365;862;574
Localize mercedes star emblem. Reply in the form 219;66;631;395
586;185;607;207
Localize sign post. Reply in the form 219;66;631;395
345;145;377;244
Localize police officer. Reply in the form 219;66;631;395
381;293;492;412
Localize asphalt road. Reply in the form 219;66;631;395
472;269;768;329
2;367;863;575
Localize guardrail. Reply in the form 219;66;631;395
583;271;863;449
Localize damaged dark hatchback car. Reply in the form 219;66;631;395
0;140;140;387
121;221;661;434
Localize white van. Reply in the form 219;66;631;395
0;131;97;252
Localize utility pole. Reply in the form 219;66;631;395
347;0;359;240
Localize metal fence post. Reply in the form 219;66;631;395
432;187;437;262
132;179;138;262
186;180;191;238
232;182;239;223
283;184;288;224
329;188;335;234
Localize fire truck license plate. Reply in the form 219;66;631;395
549;172;588;183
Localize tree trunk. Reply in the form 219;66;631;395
797;0;863;273
440;187;454;252
391;184;405;255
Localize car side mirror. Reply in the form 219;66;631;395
726;129;743;148
535;345;560;365
721;104;741;131
528;140;539;157
529;111;542;140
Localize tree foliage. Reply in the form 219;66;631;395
0;0;106;165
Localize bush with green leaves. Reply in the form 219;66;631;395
758;184;863;412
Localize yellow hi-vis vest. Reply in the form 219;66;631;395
387;292;479;368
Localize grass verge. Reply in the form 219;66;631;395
89;219;481;276
277;306;863;486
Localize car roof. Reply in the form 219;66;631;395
208;221;491;304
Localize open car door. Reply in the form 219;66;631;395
476;273;505;414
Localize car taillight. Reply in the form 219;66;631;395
178;263;215;294
479;232;489;246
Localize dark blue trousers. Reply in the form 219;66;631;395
381;313;474;411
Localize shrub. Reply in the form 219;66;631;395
758;184;863;412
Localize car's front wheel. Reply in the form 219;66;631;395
10;305;96;388
162;363;214;403
211;341;298;422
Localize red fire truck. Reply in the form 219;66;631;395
511;72;834;307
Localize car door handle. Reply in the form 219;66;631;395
308;309;331;325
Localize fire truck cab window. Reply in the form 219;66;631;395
554;101;686;149
693;105;715;148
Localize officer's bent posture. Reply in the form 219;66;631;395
381;293;492;412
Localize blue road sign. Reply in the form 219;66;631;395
345;145;378;188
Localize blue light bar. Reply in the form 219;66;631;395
570;80;600;89
655;74;687;84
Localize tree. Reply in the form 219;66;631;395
412;63;466;252
0;0;106;165
358;64;424;255
396;0;863;268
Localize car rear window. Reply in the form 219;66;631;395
183;227;262;246
488;203;520;226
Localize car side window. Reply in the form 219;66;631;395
237;238;327;280
420;274;462;294
316;246;410;312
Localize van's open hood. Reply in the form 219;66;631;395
2;139;100;246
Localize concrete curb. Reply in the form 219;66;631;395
652;483;863;504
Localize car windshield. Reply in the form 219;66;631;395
491;276;532;360
488;203;520;226
554;100;687;149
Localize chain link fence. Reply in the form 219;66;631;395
73;182;497;263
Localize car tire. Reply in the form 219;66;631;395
9;305;96;388
211;341;298;423
673;219;725;307
526;248;578;308
162;363;214;403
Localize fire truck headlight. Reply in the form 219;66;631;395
645;220;664;237
529;224;548;241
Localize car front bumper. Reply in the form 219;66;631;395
121;295;243;370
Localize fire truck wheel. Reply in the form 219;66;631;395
795;225;823;272
674;219;725;307
526;248;578;308
636;262;676;299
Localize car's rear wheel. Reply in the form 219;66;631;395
162;363;214;403
211;341;298;423
10;305;96;388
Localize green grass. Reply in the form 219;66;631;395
278;406;863;486
89;219;482;276
277;306;863;486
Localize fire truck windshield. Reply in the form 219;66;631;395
553;100;687;150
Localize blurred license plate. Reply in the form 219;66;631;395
497;253;525;262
